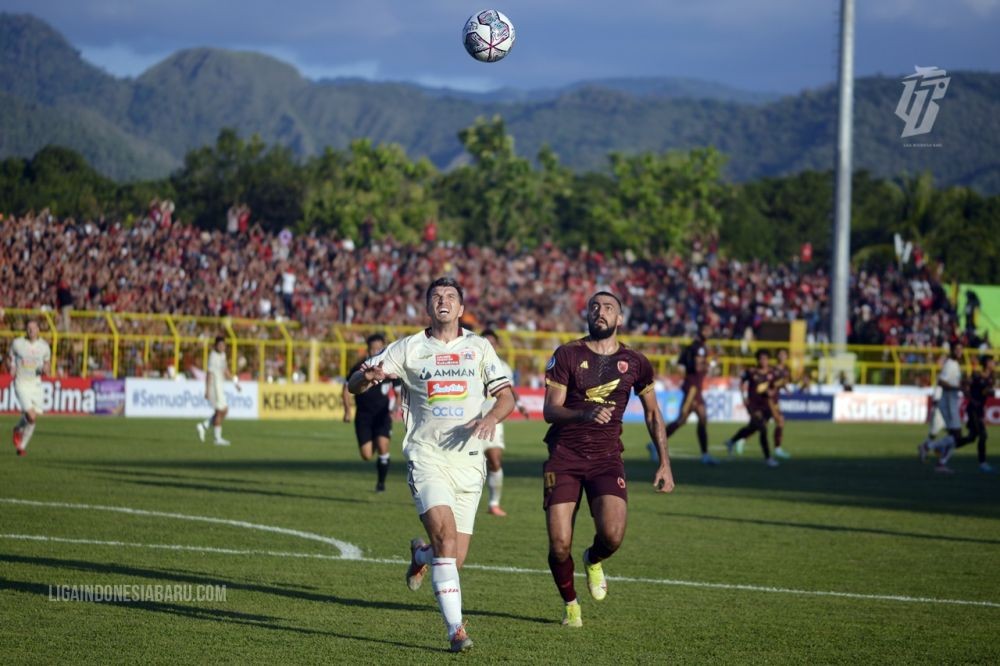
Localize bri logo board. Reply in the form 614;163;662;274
0;375;109;415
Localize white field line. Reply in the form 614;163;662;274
0;497;362;560
2;532;998;610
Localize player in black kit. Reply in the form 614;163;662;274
957;355;995;473
342;333;396;491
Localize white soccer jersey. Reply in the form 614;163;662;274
482;358;514;414
207;349;228;404
370;329;511;468
482;357;515;449
939;358;962;392
10;337;51;383
207;350;228;381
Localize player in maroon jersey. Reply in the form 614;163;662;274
724;349;780;467
542;291;675;628
768;348;793;460
956;355;995;473
666;323;717;465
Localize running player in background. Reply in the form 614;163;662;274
480;328;530;517
919;342;964;473
9;320;51;456
196;335;241;446
343;333;397;492
542;291;674;628
769;348;793;460
665;323;717;465
348;277;515;653
922;352;948;457
724;349;780;467
956;355;995;473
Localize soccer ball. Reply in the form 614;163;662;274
463;9;516;63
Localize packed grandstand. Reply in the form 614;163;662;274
0;210;981;351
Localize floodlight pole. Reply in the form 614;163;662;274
831;0;854;349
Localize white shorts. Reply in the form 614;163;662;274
406;459;485;535
938;391;962;431
484;422;505;450
14;379;44;414
208;382;227;411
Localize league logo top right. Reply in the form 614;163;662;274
895;66;951;139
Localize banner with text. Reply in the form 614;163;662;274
124;379;259;419
259;382;345;420
987;398;1000;426
834;392;928;423
776;394;835;421
0;375;98;415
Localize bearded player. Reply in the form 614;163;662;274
542;291;675;628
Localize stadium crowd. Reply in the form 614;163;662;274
0;210;965;346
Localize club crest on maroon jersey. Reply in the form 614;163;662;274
617;361;629;373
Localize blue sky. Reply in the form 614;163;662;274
3;0;998;93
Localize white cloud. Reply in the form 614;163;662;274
412;74;499;92
242;45;380;81
79;43;171;77
962;0;1000;15
861;0;999;25
297;60;382;81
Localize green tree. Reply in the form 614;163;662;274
301;139;437;243
171;128;303;230
593;147;730;254
440;116;547;247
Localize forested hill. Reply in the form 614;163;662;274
1;13;998;190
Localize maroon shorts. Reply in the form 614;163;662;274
748;403;773;422
543;452;627;512
680;380;705;413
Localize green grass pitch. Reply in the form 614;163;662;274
1;417;998;663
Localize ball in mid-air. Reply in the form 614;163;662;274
463;9;515;63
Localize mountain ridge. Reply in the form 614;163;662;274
1;12;998;191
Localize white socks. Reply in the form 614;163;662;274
214;426;222;441
487;469;503;507
21;422;36;449
930;434;955;451
431;557;463;637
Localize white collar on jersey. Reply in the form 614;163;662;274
423;327;475;344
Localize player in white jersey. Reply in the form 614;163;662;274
196;336;241;446
9;320;51;456
348;277;515;653
919;343;964;473
924;385;946;440
480;329;530;517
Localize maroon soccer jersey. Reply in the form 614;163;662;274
772;365;791;392
743;367;776;411
543;339;655;458
678;339;708;387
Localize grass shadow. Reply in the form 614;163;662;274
1;553;552;627
655;510;1000;546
